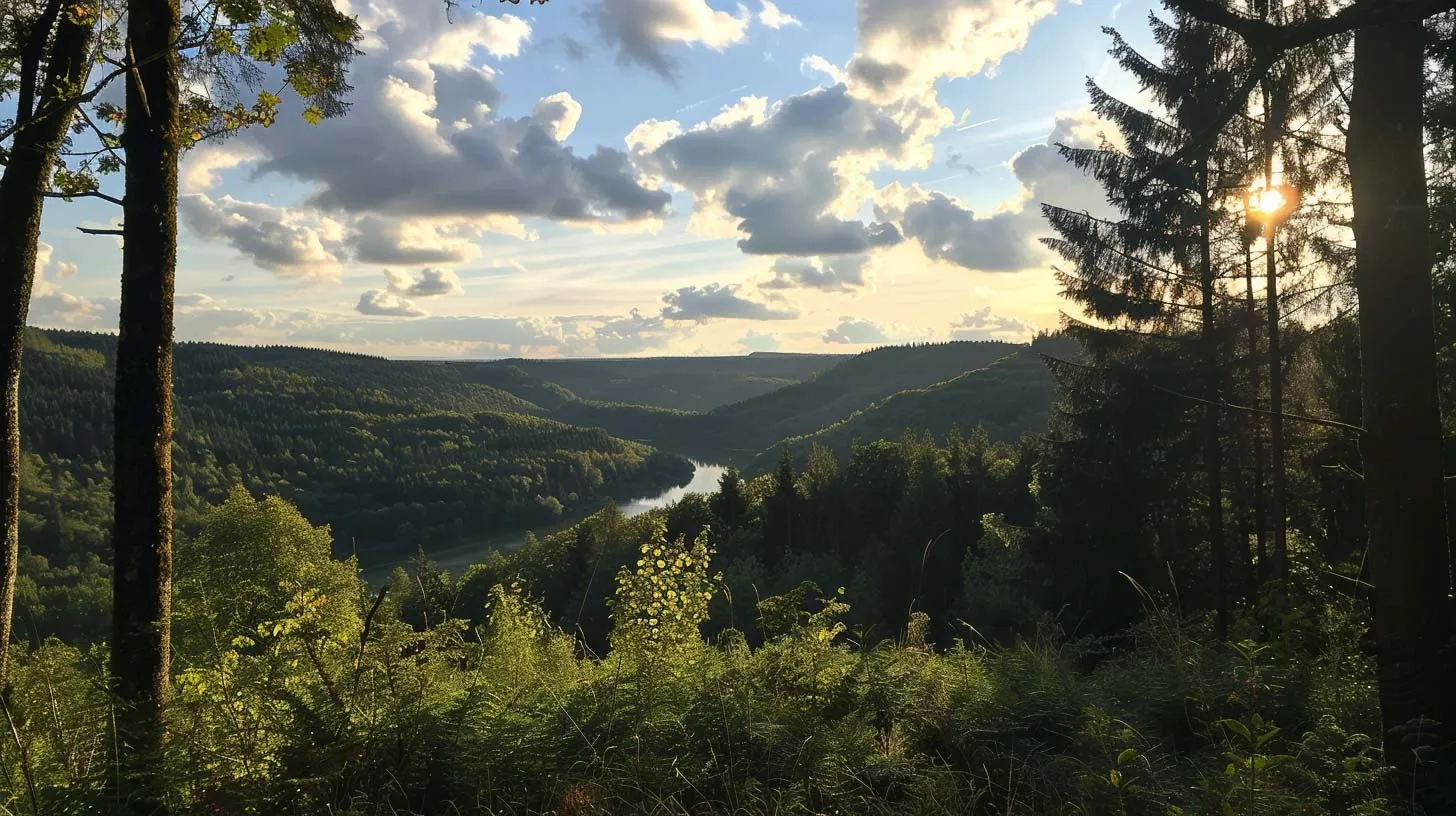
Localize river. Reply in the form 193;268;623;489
359;461;727;585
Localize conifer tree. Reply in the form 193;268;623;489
1042;11;1244;636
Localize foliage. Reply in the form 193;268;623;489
0;488;1394;815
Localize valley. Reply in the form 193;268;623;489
17;328;1063;597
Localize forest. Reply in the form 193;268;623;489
4;0;1456;814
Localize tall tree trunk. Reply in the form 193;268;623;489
1199;163;1229;641
1262;87;1289;586
1349;17;1456;801
1243;240;1268;589
0;0;95;682
112;0;181;805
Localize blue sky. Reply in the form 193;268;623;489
30;0;1160;358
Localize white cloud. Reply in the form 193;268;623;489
847;0;1061;103
590;0;753;80
241;3;669;226
660;283;799;321
180;143;264;193
532;91;584;142
383;267;463;298
180;194;347;280
356;289;428;317
758;0;800;29
800;54;844;84
760;254;873;292
948;306;1037;341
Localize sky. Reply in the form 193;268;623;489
29;0;1161;359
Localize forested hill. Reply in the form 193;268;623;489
552;339;1033;460
751;334;1080;473
18;329;692;562
496;352;848;412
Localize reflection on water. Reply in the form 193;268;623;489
617;462;727;518
360;461;727;585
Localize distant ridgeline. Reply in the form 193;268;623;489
17;329;693;564
16;329;1072;575
552;336;1077;466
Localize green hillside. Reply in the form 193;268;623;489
552;340;1029;460
752;334;1081;472
18;330;692;564
501;352;847;412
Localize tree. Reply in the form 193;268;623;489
1169;0;1456;800
0;0;98;682
108;0;361;806
109;0;183;804
1043;10;1245;636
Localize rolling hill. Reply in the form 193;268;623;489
749;334;1081;472
551;340;1033;460
499;352;848;412
19;330;692;562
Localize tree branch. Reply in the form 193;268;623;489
76;226;123;235
46;190;124;206
1170;0;1456;51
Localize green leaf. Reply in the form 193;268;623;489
1117;747;1138;766
301;106;324;126
1221;718;1252;742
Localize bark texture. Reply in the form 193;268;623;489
1349;17;1456;800
0;0;95;682
111;0;181;805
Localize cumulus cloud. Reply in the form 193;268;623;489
760;254;872;292
823;316;893;345
181;143;264;192
238;4;669;228
589;0;752;80
572;309;685;354
847;0;1060;103
348;216;488;265
874;111;1113;273
949;307;1038;341
383;267;464;298
900;191;1045;272
173;294;326;338
356;289;427;317
532;91;584;142
29;292;111;327
800;54;844;84
758;1;800;28
637;83;928;256
180;193;347;280
660;283;799;321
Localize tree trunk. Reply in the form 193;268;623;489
1243;241;1268;590
111;0;181;805
0;1;96;682
1348;17;1456;800
1199;163;1228;641
1261;87;1289;587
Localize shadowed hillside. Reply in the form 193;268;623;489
749;334;1082;472
553;340;1032;459
18;330;692;562
500;352;848;412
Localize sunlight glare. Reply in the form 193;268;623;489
1251;187;1288;217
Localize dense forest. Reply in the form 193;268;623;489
6;0;1456;813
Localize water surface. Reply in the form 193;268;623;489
361;461;726;584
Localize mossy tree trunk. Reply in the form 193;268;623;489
0;0;96;682
111;0;181;805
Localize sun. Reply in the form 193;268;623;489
1251;187;1288;217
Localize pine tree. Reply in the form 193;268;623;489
1042;10;1246;636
